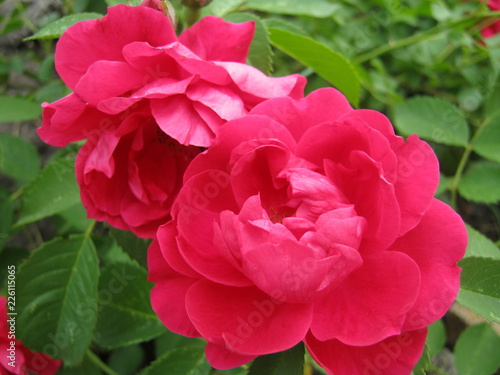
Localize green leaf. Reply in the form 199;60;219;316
24;13;103;40
411;344;431;375
473;115;500;163
392;96;470;146
54;204;94;235
454;323;500;375
17;235;100;365
0;96;42;122
109;228;150;268
268;28;361;107
155;331;204;357
209;0;246;17
16;151;80;226
225;13;273;75
458;162;500;204
247;0;341;18
248;342;304;375
435;173;451;196
456;257;500;324
139;346;210;375
56;355;102;375
108;345;145;375
212;369;248;375
464;224;500;259
0;247;30;293
0;187;13;252
263;19;308;37
94;236;136;266
0;134;40;184
93;261;166;349
485;79;500;118
426;320;446;358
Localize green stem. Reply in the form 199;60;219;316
183;6;201;28
449;116;492;209
450;143;473;210
84;220;97;238
9;188;23;202
354;11;500;64
86;349;120;375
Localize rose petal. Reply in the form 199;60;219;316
179;16;254;63
182;115;296;183
310;252;420;345
75;61;145;105
390;199;467;331
55;4;176;89
176;208;252;287
38;94;118;147
391;135;440;235
205;342;256;370
186;81;247;121
249;87;353;141
151;95;215;146
242;239;339;303
213;61;306;104
186;280;313;355
305;328;427;375
324;152;401;252
148;240;200;337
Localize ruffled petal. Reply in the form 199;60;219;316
242;239;338;303
75;60;145;105
305;329;427;375
390;199;467;331
38;94;118;147
151;95;215;147
55;4;176;89
310;252;420;346
249;87;353;142
185;280;313;355
391;135;440;235
213;61;306;104
148;240;200;337
205;342;256;369
324;152;401;252
179;16;254;63
183;115;296;182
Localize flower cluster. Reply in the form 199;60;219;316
38;3;467;375
0;297;60;375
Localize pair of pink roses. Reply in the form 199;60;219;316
39;3;467;375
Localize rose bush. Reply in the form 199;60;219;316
37;3;305;238
149;88;467;374
0;297;60;375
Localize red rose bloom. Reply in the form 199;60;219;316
149;88;467;374
37;4;305;237
481;0;500;38
0;297;60;375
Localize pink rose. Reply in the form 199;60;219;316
0;297;61;375
75;104;201;237
481;0;500;38
37;4;305;237
38;4;305;147
149;88;467;374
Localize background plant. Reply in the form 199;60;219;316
0;0;499;374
